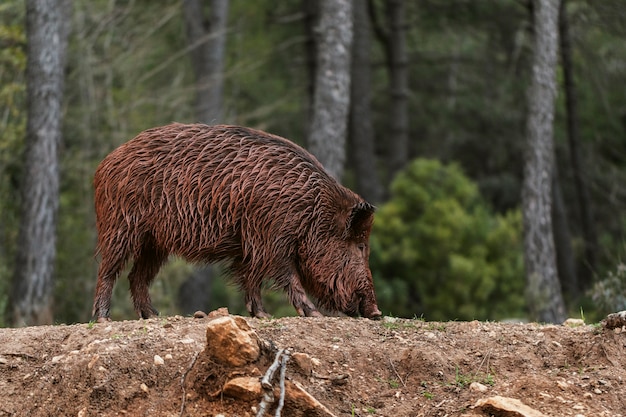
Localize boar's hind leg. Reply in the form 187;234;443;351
128;234;168;319
286;276;323;317
93;250;129;322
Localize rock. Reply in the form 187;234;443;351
223;376;263;401
563;318;585;328
205;316;260;367
602;310;626;329
193;311;207;319
291;352;320;375
207;307;230;318
474;396;548;417
284;380;338;417
153;355;164;366
469;382;488;392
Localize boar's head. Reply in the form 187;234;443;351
298;199;382;319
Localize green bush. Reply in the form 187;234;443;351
370;158;525;321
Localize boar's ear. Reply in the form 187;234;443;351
345;201;376;240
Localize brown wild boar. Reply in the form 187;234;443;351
92;123;381;322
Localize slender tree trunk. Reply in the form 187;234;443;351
182;0;229;312
558;0;597;290
10;0;71;327
302;0;319;134
522;0;566;324
552;168;578;301
183;0;229;123
349;0;382;203
385;0;409;183
307;0;353;180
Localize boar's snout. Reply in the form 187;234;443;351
357;291;382;320
360;300;382;320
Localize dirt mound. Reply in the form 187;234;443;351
0;314;624;416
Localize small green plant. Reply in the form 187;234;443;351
87;320;96;329
423;391;434;400
365;406;376;414
427;322;447;332
452;366;495;387
375;376;401;389
483;373;495;386
454;366;473;387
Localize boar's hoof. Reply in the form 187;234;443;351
96;317;112;324
138;305;159;319
252;311;272;319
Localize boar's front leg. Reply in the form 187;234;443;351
285;274;323;317
233;260;272;319
244;290;271;319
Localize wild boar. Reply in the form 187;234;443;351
92;123;381;321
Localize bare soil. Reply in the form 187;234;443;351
0;313;624;416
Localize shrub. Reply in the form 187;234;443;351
370;158;525;320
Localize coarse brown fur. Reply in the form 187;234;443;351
92;123;381;321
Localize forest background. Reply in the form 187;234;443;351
0;0;625;327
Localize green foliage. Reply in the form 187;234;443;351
370;159;525;321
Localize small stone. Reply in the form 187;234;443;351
474;396;548;417
165;354;173;360
285;380;338;417
87;354;100;370
470;382;488;392
593;388;602;394
556;380;569;390
140;383;149;393
77;407;87;417
223;377;263;401
207;307;230;318
292;352;318;375
563;318;585;328
153;355;164;366
193;311;207;319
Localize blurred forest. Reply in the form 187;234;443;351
1;0;625;326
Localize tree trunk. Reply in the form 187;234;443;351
10;0;71;327
349;0;382;204
558;0;597;290
182;0;229;313
183;0;229;123
302;0;319;133
385;0;409;183
307;0;353;180
522;0;566;324
552;168;578;302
